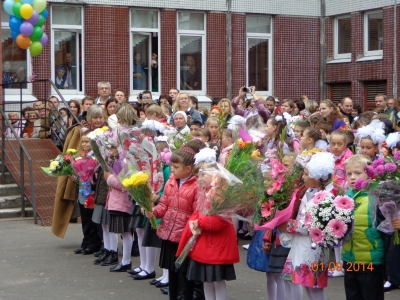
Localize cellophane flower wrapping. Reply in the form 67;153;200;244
41;149;77;178
87;126;113;171
306;192;355;248
70;154;99;182
371;181;400;244
118;165;158;229
175;163;255;268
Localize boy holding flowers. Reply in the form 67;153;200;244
342;154;387;300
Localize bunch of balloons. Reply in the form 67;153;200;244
3;0;48;57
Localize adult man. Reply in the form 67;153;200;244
62;53;76;89
136;90;153;108
339;97;354;124
169;88;179;102
96;81;111;105
114;89;128;103
33;100;43;110
375;94;395;124
39;96;66;150
388;98;397;110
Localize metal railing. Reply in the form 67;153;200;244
1;79;81;224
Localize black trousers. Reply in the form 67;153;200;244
344;263;384;300
389;244;400;286
169;267;195;300
78;203;102;250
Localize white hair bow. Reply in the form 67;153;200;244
154;136;168;142
275;115;283;122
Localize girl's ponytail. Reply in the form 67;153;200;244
170;146;196;166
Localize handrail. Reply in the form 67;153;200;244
0;106;37;224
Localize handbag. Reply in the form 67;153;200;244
246;230;270;272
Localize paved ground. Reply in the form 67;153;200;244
0;218;399;300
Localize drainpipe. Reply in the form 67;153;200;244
394;0;398;99
320;0;326;100
226;0;232;99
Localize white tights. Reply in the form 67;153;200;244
304;287;325;300
266;273;286;300
102;224;118;251
156;269;169;284
135;228;157;275
120;232;132;265
286;281;303;300
203;281;227;300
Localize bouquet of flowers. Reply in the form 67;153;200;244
175;162;255;268
70;153;99;209
41;149;77;178
306;191;355;249
87;125;112;171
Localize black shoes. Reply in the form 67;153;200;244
94;249;109;265
93;247;104;257
101;250;118;266
127;267;142;275
110;262;132;272
155;282;169;288
149;279;160;285
132;270;156;280
160;287;169;295
82;248;96;255
74;248;84;254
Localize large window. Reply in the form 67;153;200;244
1;9;31;94
334;15;351;59
364;11;383;57
246;15;272;94
51;5;83;93
177;12;206;94
130;9;160;93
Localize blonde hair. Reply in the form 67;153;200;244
218;98;234;115
172;92;193;111
145;104;164;119
345;154;371;168
305;100;318;114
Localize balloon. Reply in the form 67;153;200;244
9;16;24;32
29;26;43;41
22;0;34;4
32;0;46;13
39;32;48;46
20;22;34;36
15;0;22;2
30;41;43;56
12;2;23;19
27;10;39;25
20;4;34;19
36;15;45;27
3;0;15;16
11;31;19;40
41;9;48;19
16;34;31;49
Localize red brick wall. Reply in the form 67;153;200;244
273;16;320;101
160;10;177;95
326;7;400;108
84;6;130;98
231;13;246;98
206;12;227;99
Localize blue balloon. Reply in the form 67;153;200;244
11;31;19;40
41;9;48;19
3;0;15;16
9;16;23;32
21;0;34;4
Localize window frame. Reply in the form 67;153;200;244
50;4;85;96
1;13;33;97
245;15;273;96
176;11;206;96
363;10;383;57
129;9;161;99
334;14;351;60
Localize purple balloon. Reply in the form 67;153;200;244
27;11;39;25
39;32;48;47
20;22;34;36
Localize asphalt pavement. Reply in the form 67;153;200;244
0;218;399;300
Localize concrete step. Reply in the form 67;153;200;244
0;172;16;184
0;183;21;197
0;207;33;219
0;195;31;209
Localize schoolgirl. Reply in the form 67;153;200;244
356;119;386;161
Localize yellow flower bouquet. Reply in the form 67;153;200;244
119;168;158;229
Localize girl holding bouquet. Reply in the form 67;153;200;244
281;152;336;300
146;147;198;300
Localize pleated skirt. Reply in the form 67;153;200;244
187;260;236;283
109;212;131;233
91;204;110;225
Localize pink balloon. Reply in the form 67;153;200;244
27;11;39;25
39;32;48;46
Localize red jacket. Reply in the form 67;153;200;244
153;175;198;243
176;211;240;265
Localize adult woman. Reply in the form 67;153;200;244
102;98;119;129
173;111;190;135
170;92;203;125
115;104;139;126
64;99;81;128
85;104;106;130
22;110;39;138
232;87;270;123
280;99;295;116
181;55;200;90
301;100;319;118
294;100;305;117
218;98;234;121
319;99;346;131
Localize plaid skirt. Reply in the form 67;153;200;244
109;212;131;233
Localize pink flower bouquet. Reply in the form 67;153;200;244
70;154;99;183
307;192;354;249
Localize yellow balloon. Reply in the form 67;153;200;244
20;4;34;20
15;0;21;2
